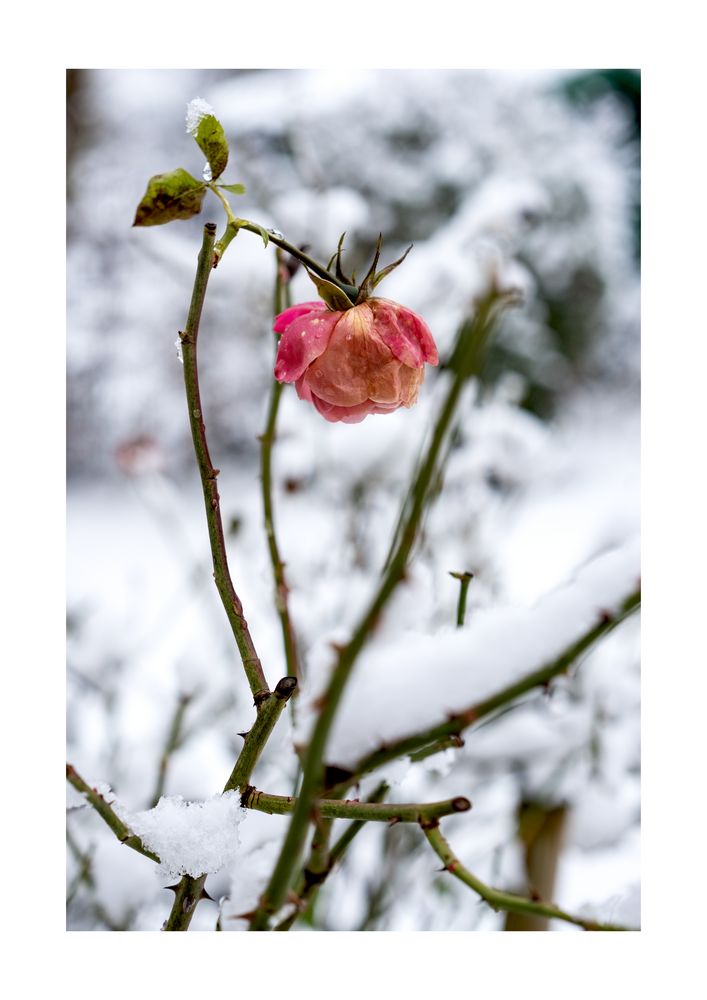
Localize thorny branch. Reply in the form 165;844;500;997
179;223;269;704
328;588;641;795
421;822;635;931
66;764;159;864
259;251;301;683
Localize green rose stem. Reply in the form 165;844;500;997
273;781;390;931
149;692;193;809
241;788;471;823
328;588;641;794
408;735;465;763
259;252;301;683
222;677;298;793
208;184;359;301
178;223;269;705
248;289;514;931
450;571;474;627
420;823;634;931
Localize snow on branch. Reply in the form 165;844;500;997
295;537;640;770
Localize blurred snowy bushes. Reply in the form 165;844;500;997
67;69;638;475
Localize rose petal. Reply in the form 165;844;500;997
310;394;378;424
273;301;324;333
372;299;439;367
308;392;402;423
274;308;340;383
294;376;314;402
305;305;416;408
397;364;424;407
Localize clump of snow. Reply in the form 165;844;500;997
117;792;245;879
66;778;117;809
295;537;640;769
95;781;116;803
185;97;214;135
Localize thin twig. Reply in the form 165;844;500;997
450;571;474;627
409;735;465;762
66;825;96;907
208;198;358;302
259;252;301;682
179;223;269;704
421;822;634;931
149;692;193;808
66;764;160;863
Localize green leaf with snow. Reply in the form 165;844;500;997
132;169;207;226
193;115;229;180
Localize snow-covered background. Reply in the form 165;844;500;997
66;68;640;931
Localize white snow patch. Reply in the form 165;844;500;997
185;97;214;135
117;791;245;879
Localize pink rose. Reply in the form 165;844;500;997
273;298;439;424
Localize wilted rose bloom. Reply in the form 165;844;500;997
273;299;439;423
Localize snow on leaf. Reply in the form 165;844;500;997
185;97;214;135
